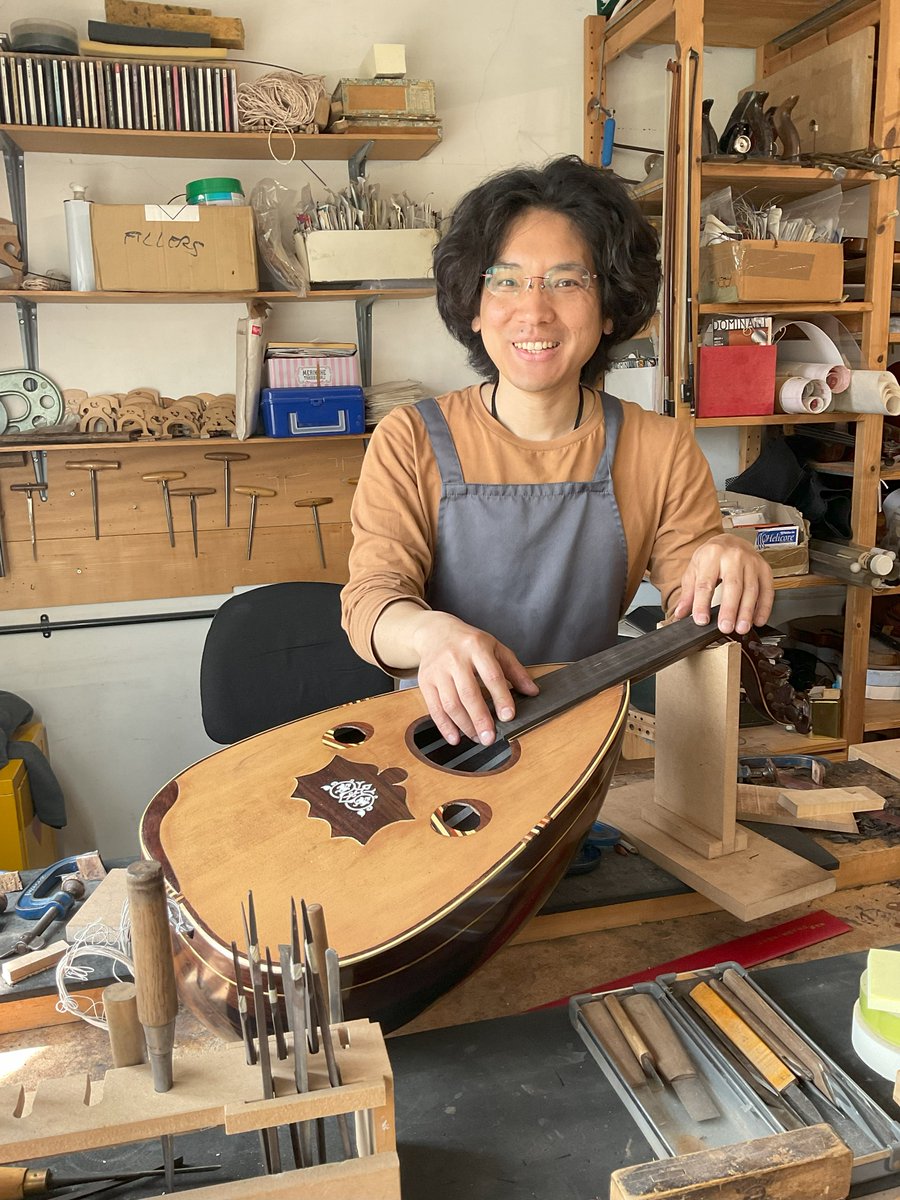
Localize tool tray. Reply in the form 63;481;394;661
570;962;900;1186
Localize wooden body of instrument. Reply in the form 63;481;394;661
140;671;628;1035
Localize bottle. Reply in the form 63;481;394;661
64;182;95;291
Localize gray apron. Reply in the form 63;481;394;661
415;392;628;666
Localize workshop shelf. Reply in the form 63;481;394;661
0;287;435;304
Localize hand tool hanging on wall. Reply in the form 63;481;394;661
169;486;216;558
9;482;42;561
234;485;276;560
125;860;179;1192
204;451;250;527
294;496;333;568
142;471;186;548
64;460;120;539
0;454;25;578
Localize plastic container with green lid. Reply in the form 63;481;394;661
186;177;245;206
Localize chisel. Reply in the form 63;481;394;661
580;1001;647;1090
621;992;719;1122
603;994;663;1088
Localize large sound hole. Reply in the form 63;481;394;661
411;719;513;774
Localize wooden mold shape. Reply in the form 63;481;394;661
0;1018;395;1166
778;786;886;818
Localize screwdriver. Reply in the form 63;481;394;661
0;1163;217;1198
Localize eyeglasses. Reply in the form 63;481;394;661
481;264;598;298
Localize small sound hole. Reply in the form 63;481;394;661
330;725;368;746
432;800;491;837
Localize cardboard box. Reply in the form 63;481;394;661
260;387;366;437
91;204;258;292
719;490;809;577
265;343;361;388
699;240;844;303
293;229;438;285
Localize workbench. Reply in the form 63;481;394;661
0;948;897;1199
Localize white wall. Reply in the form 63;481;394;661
0;1;780;857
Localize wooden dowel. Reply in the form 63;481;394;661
103;981;146;1068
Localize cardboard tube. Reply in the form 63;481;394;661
776;375;832;414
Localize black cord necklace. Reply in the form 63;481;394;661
490;381;585;431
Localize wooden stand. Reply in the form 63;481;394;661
602;643;836;921
0;1018;398;1199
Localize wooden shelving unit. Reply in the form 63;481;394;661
0;124;441;161
0;287;435;304
585;0;900;754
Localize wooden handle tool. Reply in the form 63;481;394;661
294;496;333;568
603;994;662;1087
621;992;719;1122
169;486;216;558
64;460;120;540
9;482;41;560
234;485;276;560
142;471;186;548
707;978;812;1082
580;1001;646;1089
720;968;836;1104
689;981;794;1093
204;450;249;527
125;861;178;1092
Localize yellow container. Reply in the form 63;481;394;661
0;721;58;870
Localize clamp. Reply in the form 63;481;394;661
15;854;83;919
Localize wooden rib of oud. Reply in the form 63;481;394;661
602;642;836;922
0;1018;397;1199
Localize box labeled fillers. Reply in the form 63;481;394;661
260;387;366;437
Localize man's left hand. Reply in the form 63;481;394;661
672;533;775;635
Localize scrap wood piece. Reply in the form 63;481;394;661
75;851;107;880
64;868;128;944
1;940;68;986
609;1124;851;1200
849;739;900;781
104;0;244;47
779;786;886;818
736;784;859;833
0;872;22;894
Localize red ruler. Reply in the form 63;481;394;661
533;909;852;1010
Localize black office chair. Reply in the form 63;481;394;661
200;582;393;744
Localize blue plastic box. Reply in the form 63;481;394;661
259;386;366;437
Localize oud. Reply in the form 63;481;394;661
141;615;726;1036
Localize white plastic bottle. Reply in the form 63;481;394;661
64;182;95;291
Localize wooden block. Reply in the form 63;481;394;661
64;868;128;944
603;781;836;922
0;872;22;894
104;1;244;47
609;1124;851;1200
736;784;859;833
778;786;886;818
849;739;900;780
159;1152;401;1198
1;940;68;986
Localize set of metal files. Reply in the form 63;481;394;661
1;451;336;571
116;863;357;1191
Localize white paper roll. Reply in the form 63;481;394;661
831;370;900;416
784;360;851;394
776;375;832;414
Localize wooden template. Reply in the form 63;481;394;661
778;786;886;818
735;784;859;834
0;1018;397;1198
601;643;835;922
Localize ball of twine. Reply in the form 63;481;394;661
236;71;326;132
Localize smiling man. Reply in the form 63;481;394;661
341;155;772;748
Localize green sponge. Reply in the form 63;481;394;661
866;949;900;1016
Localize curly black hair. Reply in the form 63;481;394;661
433;155;660;382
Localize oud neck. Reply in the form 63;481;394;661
496;609;724;740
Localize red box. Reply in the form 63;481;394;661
696;344;776;418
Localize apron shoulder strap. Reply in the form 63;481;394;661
415;396;464;486
592;392;624;484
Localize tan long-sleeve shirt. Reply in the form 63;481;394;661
341;385;723;668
